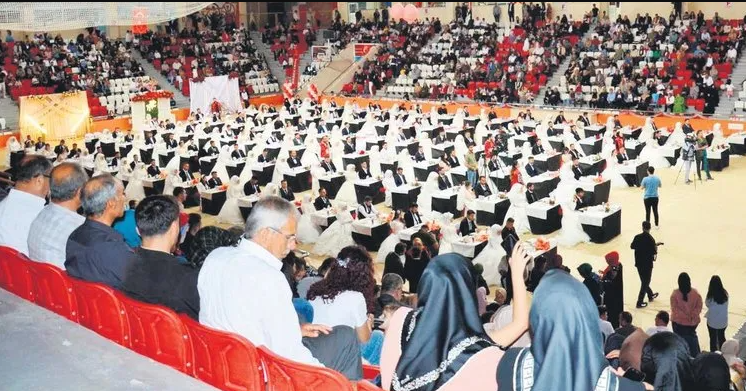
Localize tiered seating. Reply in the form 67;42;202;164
554;17;743;113
0;246;384;391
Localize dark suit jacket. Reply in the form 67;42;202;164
343;143;354;154
501;227;519;241
394;173;407;186
488;160;500;172
244;182;261;196
280;187;294;202
383;252;406;282
526;190;538;204
258;154;269;163
147;165;161;177
207;178;223;189
437;175;452;190
404;211;422;228
464;137;476;147
631;231;657;268
474;183;492;197
447;156;460;168
314;196;332;210
358;169;372;180
525;164;539;177
144;137;156;145
231;150;246;159
554;115;566;124
166;139;177;149
578;116;591;126
287;157;301;168
572;166;584;180
569;149;580;160
459;218;477;236
207;147;220;156
414;152;426;162
532;144;545;155
682;124;694;134
179;170;193;182
617;153;630;164
321;161;337;173
575;196;588;210
570;130;581;141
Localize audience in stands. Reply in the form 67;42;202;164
0;155;51;256
27;162;87;269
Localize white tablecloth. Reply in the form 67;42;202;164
351;218;388;236
525;172;557;185
356;178;381;186
579;136;599;147
391;184;421;194
578;177;610;192
452;236;488;258
432;188;459;200
413;160;439;170
201;189;225;200
660;145;680;158
311;210;335;226
237;195;258;208
526;199;558;220
578;205;622;226
708;148;728;159
398;224;423;241
285;167;309;176
474;196;510;213
727;133;746;144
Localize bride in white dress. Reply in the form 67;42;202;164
457;182;478;217
416;171;440;215
334;164;360;207
375;212;405;264
93;153;109;176
639;120;672;169
297;194;321;244
550;162;578;206
556;193;591;247
504;183;531;235
312;204;355;257
472;224;506;286
163;169;182;196
437;215;459;255
125;163;147;201
217;176;245;226
382;170;395;207
601;154;628;188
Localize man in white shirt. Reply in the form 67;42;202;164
28;163;87;269
0;155;51;255
645;310;671;336
198;196;363;379
598;305;615;343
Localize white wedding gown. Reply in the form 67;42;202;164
556;198;591;247
472;224;507;286
550;164;578;206
601;157;628;188
457;184;477;216
382;170;395;207
217;177;245;226
438;221;460;255
312;207;355;257
334;165;359;207
297;195;322;244
416;172;440;215
504;183;531;235
376;219;405;263
125;164;147;201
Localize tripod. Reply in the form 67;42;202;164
673;156;696;190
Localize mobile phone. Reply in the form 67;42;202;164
501;234;518;255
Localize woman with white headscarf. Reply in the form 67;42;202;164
376;211;405;264
453;107;465;129
125;162;147;201
217;176;245;225
472;224;507;286
297;194;321;244
668;121;686;146
504;183;531;235
312;203;355;257
436;214;459;255
382;169;395;207
334;164;360;207
163;168;182;197
457;181;477;216
93;153;109;176
416;171;441;215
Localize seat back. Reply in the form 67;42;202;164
362;365;380;381
71;279;130;346
26;262;78;322
258;346;353;391
0;246;35;301
180;314;264;391
118;294;192;373
357;381;385;391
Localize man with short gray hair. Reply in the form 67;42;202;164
0;155;52;255
65;174;134;289
28;162;88;269
199;196;363;379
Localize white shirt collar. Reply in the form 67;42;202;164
237;238;282;271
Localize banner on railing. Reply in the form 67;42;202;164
308;84;319;102
353;43;376;61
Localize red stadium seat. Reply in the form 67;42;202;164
71;279;130;347
362;365;380;381
118;294;193;374
26;262;78;322
0;246;35;301
258;346;354;391
180;314;265;391
357;381;385;391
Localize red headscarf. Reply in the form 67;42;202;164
603;251;620;275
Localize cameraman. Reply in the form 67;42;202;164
683;135;697;184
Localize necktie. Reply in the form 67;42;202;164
414;214;419;225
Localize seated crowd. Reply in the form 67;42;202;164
549;10;743;114
1;153;744;390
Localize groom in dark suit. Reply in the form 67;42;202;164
279;180;295;202
394;167;407;186
459;210;477;236
404;203;423;228
314;188;333;210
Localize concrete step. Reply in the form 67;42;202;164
0;96;20;131
131;50;189;108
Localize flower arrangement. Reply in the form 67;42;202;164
131;90;174;102
379;187;386;193
219;184;228;191
191;178;199;185
426;221;441;231
498;192;507;199
294;200;302;207
359;150;365;155
476;232;489;242
535;237;550;251
593;175;604;183
591;154;602;162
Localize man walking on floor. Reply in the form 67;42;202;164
640;166;661;228
630;221;659;308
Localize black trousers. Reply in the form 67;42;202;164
636;266;654;304
695;154;703;180
708;325;726;352
644;197;659;226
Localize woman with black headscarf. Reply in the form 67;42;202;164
380;244;532;391
497;269;647;391
640;332;696;391
692;353;734;391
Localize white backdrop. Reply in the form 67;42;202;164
189;75;242;114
